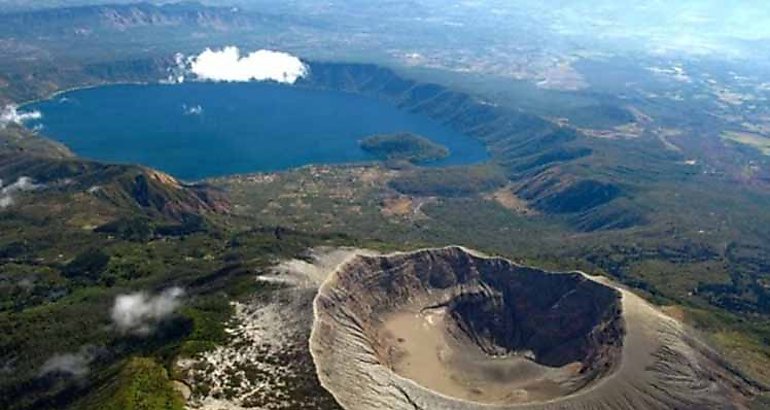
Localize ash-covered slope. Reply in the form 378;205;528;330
310;247;762;409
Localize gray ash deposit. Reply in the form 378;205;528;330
310;247;762;409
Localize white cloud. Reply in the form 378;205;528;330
0;176;43;208
0;105;42;128
165;52;188;84
39;346;101;378
111;287;184;336
188;47;309;84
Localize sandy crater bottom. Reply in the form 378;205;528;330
380;307;587;404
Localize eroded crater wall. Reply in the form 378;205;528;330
310;246;763;410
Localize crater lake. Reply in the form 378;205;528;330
25;82;489;180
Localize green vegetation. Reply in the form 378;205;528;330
563;104;635;129
176;295;232;357
77;357;184;410
0;211;345;409
390;164;507;197
0;131;348;410
360;132;450;163
1;125;70;156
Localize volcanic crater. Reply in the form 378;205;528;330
310;247;762;409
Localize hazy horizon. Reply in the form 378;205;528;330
2;0;768;61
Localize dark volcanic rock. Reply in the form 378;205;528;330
447;268;622;369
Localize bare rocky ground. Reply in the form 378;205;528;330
176;248;361;410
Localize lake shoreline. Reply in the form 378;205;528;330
18;80;154;108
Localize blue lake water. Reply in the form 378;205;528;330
26;82;488;181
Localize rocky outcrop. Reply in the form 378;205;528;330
310;247;762;409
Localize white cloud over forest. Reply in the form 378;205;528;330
0;176;43;208
111;287;184;336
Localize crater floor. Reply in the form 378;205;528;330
379;307;587;404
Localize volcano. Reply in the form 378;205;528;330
310;247;761;409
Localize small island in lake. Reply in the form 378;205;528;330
360;132;450;163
